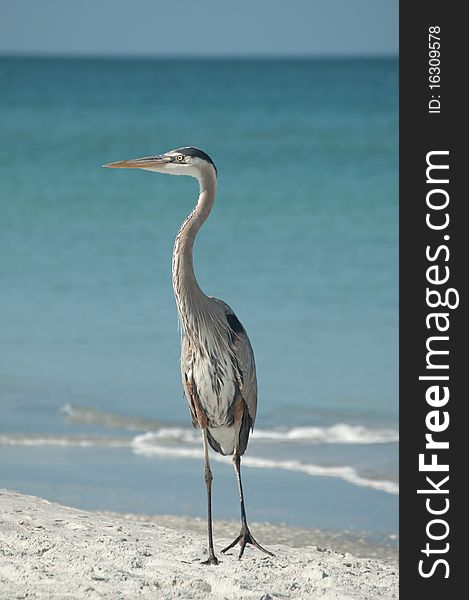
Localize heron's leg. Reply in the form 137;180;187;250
221;452;274;559
201;428;219;565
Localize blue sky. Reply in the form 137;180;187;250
0;0;397;57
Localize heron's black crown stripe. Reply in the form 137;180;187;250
177;147;217;175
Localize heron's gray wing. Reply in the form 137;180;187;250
225;310;258;427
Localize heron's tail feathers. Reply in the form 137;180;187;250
206;409;252;456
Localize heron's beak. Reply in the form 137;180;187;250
102;155;172;169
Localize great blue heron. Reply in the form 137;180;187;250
104;147;273;565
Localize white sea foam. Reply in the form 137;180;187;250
0;434;130;448
252;424;398;444
0;431;398;495
2;420;398;451
132;432;399;495
143;423;398;445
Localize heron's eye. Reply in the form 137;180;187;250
176;155;184;162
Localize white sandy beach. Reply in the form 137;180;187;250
0;489;398;600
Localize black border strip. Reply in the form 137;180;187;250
400;2;463;595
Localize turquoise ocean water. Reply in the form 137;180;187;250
0;57;398;541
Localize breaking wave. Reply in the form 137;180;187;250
60;403;398;445
0;431;398;495
132;432;399;495
0;434;130;448
0;403;398;496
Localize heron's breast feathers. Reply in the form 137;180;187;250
182;338;237;428
180;298;257;433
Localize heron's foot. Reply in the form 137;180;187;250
200;553;220;566
221;524;274;560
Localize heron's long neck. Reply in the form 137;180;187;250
172;172;216;333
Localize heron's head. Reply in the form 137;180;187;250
103;147;217;181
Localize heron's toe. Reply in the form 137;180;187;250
200;554;220;566
221;525;274;559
